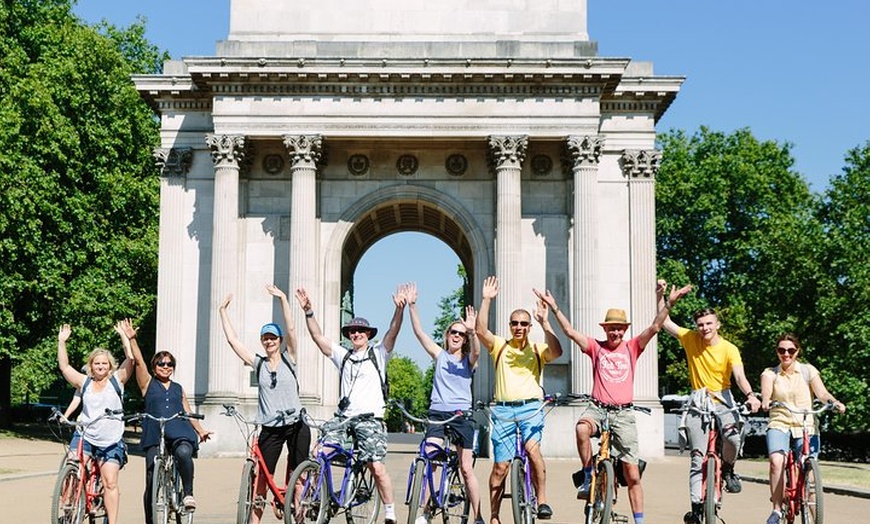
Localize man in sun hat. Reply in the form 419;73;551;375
659;280;761;524
534;281;690;524
476;276;563;523
294;284;408;524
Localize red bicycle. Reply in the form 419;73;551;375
770;401;837;524
222;404;298;524
49;407;125;524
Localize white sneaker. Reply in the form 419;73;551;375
415;515;428;524
765;510;782;524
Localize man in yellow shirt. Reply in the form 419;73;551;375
475;276;562;524
660;282;760;524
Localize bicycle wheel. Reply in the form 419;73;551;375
703;459;717;524
286;459;326;524
237;459;258;524
152;458;171;524
406;459;426;524
587;460;613;524
346;466;381;524
441;465;470;524
509;457;534;524
800;458;823;524
52;462;85;524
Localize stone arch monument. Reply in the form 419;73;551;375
136;0;683;457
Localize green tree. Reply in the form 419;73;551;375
655;127;825;397
810;142;870;431
0;1;165;424
384;355;427;432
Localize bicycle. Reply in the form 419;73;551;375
127;411;206;524
680;393;750;524
570;394;650;524
222;404;298;524
390;399;473;524
49;406;125;524
285;409;382;524
478;394;561;524
769;400;837;524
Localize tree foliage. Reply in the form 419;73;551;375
0;1;165;418
656;128;868;431
384;355;427;432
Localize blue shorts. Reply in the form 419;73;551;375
69;434;128;467
766;428;819;459
490;401;544;463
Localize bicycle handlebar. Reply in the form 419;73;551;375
125;411;205;424
388;398;468;426
299;408;375;432
48;407;124;429
769;400;838;416
221;404;296;426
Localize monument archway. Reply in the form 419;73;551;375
138;0;683;457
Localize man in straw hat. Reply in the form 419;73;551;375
294;285;408;524
534;281;690;524
476;276;563;523
658;280;761;524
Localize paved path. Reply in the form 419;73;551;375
3;434;869;523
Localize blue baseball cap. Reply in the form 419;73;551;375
260;323;283;338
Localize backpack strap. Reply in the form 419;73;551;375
79;375;123;401
339;345;388;401
256;353;300;393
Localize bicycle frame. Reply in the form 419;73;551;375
222;405;297;518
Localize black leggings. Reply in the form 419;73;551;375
144;440;195;524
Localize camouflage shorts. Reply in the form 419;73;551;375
321;416;388;463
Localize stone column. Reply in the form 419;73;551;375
205;134;247;399
566;135;604;393
488;135;528;330
283;134;323;401
153;147;194;391
621;149;662;401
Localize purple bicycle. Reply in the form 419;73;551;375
286;409;381;524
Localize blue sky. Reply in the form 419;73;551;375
74;0;869;369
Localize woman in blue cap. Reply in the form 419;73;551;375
219;284;311;524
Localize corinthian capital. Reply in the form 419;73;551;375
620;149;662;178
487;135;529;172
206;134;248;168
282;134;324;169
153;147;193;177
565;135;604;167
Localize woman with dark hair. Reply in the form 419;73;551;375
406;282;483;524
120;320;211;524
760;333;845;524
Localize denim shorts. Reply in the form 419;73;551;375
490;402;545;463
69;434;128;467
766;428;820;459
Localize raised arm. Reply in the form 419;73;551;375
534;297;563;360
294;287;334;358
113;320;136;385
57;324;85;389
637;281;692;348
117;319;150;395
267;284;298;361
532;288;588;352
658;279;691;337
406;283;441;359
218;294;256;367
464;306;482;369
475;276;498;351
381;283;408;352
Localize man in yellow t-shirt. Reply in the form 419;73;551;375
475;276;562;524
660;283;761;524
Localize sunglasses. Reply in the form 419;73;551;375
269;371;277;389
448;329;468;338
155;361;175;368
510;320;531;327
347;328;369;335
777;347;798;355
